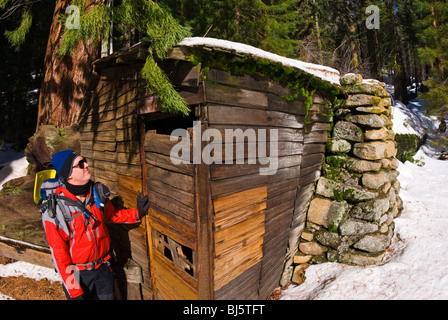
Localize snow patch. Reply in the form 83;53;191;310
0;261;61;283
0;144;29;189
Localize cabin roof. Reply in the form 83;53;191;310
179;37;341;85
94;37;341;86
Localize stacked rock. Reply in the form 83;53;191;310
285;73;403;285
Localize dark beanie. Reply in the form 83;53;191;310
51;150;80;181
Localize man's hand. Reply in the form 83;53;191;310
137;193;150;220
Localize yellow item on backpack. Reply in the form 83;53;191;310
33;169;57;204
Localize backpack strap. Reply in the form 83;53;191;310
56;195;98;223
93;182;110;212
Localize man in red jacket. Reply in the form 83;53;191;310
42;150;149;300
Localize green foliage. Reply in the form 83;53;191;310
413;0;448;118
4;9;32;51
163;0;302;58
1;0;53;145
58;1;112;56
57;0;191;115
141;55;190;115
419;77;448;117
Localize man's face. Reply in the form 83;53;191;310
68;155;92;185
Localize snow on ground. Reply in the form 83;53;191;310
0;261;61;300
0;143;29;189
280;100;448;300
0;261;60;283
280;148;448;300
0;98;447;300
392;98;438;137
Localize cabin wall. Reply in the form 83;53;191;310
144;132;199;300
203;68;332;299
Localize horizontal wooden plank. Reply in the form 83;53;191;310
214;236;264;291
301;153;324;168
210;172;267;199
147;206;197;249
92;150;117;162
207;105;267;126
213;207;265;293
81;119;116;132
303;143;326;155
93;141;116;152
149;178;194;209
214;212;265;257
117;152;140;165
304;131;328;144
267;188;296;211
205;81;268;109
0;237;53;269
117;141;139;153
116;163;142;178
148;188;196;223
80;130;116;143
268;93;307;115
206;68;270;93
94;169;117;184
267;111;304;129
116;114;137;130
146;152;194;176
145;133;192;161
210;162;262;180
117;174;141;208
214;262;262;300
147;164;194;194
152;248;198;300
267;166;300;184
299;162;323;187
213;186;267;231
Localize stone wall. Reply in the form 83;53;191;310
281;73;403;286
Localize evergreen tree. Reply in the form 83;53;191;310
414;0;448;118
172;0;302;58
59;0;191;115
2;0;192;132
0;0;53;144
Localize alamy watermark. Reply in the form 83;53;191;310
65;5;80;29
169;121;279;176
65;4;380;31
366;5;380;30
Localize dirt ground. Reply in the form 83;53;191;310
0;175;47;247
0;175;66;300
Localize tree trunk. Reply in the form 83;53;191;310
312;0;323;65
394;29;409;104
344;0;359;73
36;0;101;130
366;28;382;81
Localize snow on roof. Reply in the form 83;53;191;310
179;37;341;85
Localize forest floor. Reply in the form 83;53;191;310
0;175;65;300
0;174;47;247
0;256;65;300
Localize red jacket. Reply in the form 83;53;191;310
43;185;140;298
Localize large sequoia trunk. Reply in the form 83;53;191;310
36;0;101;129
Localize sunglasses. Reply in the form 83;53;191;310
73;157;88;169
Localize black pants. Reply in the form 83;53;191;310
63;263;115;300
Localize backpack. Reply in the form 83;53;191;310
36;173;111;235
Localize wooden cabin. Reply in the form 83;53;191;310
78;38;342;300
